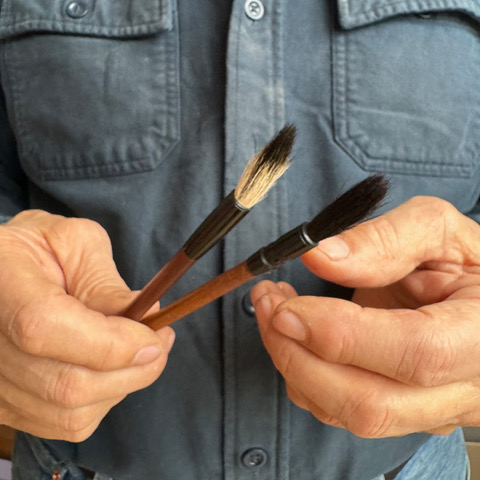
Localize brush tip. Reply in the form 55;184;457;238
234;125;296;208
305;174;389;242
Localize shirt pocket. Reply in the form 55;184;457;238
0;0;180;181
332;0;480;178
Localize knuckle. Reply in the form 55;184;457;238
91;337;116;371
318;322;354;365
409;196;458;254
362;216;401;261
309;405;343;429
59;408;98;440
62;217;106;239
286;386;308;410
397;323;456;387
52;217;112;260
63;423;98;443
407;195;452;214
47;366;87;409
9;303;46;355
6;209;49;226
417;196;454;216
340;389;394;439
76;218;111;249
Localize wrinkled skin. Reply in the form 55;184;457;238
0;210;174;441
252;196;480;438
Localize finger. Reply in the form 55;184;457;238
252;282;295;340
260;322;480;437
0;331;171;407
286;384;310;410
276;281;298;298
301;196;480;288
427;426;457;435
253;291;348;430
0;213;175;371
0;392;111;442
3;290;175;371
250;280;297;309
286;383;346;428
270;295;480;387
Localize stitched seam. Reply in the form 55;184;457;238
343;0;480;26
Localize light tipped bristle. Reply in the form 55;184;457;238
234;125;296;208
305;174;389;242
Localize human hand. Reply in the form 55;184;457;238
0;210;174;441
252;196;480;438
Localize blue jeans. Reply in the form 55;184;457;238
12;433;111;480
374;428;470;480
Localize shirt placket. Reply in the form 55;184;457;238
223;1;290;479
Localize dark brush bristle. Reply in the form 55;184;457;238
235;124;296;208
305;174;389;242
259;124;296;172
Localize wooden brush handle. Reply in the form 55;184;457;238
142;261;254;330
122;249;196;321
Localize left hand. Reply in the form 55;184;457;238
251;196;480;438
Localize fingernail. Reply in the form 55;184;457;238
254;295;272;318
317;236;350;260
132;345;162;366
272;311;307;341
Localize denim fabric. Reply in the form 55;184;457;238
1;0;480;478
0;1;179;180
373;428;470;480
333;5;480;177
394;428;470;480
12;432;111;480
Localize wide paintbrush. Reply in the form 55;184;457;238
142;174;389;330
122;125;296;321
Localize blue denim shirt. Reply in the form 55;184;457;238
1;1;480;479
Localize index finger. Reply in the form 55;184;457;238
1;268;170;372
271;294;480;388
302;196;480;288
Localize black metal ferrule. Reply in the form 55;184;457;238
183;190;250;260
246;223;317;275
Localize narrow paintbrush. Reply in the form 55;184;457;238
141;174;389;330
122;125;296;321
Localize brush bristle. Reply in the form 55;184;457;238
305;174;389;242
234;125;295;208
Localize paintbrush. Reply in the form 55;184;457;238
122;125;296;321
141;174;389;330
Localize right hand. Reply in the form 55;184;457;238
0;210;174;441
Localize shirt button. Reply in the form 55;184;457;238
241;448;268;469
65;1;89;18
242;292;256;316
244;0;265;21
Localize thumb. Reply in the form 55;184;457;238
301;196;480;288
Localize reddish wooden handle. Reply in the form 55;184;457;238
122;249;196;321
142;262;253;329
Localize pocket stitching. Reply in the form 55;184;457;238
0;0;170;39
332;23;477;178
339;0;480;29
3;24;180;181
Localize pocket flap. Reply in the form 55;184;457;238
0;0;173;39
337;0;480;29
